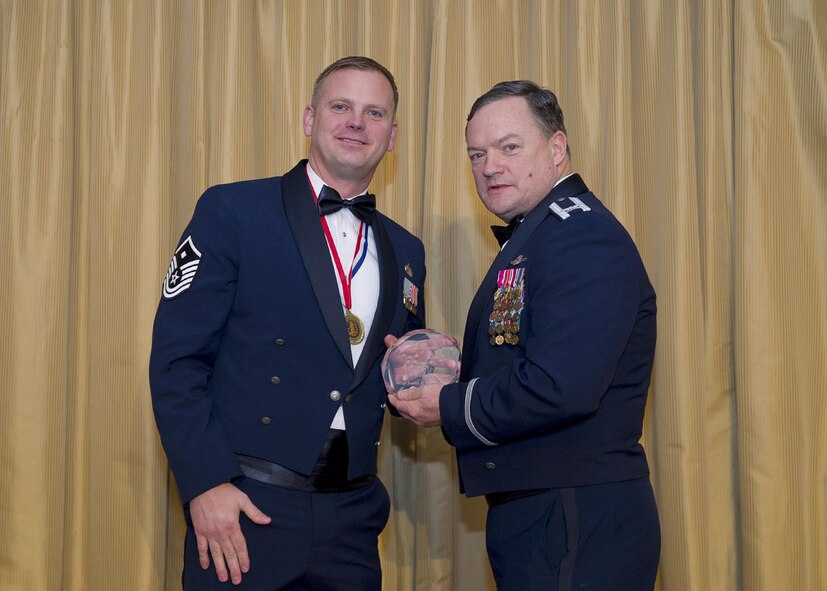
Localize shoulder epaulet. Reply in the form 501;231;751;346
549;196;591;220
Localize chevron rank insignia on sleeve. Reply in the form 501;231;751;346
162;235;202;299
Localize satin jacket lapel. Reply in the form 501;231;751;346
460;174;590;378
282;161;353;366
350;212;398;389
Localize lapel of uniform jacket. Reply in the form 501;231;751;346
349;210;398;390
460;174;590;379
282;160;353;367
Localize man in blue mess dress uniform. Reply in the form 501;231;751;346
149;56;425;590
390;81;660;590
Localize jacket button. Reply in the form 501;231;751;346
375;441;381;447
329;390;341;402
484;461;496;470
270;376;281;385
273;338;286;346
379;402;386;409
261;416;272;425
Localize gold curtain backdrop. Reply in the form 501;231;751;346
1;1;825;589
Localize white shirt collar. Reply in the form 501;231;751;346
305;162;368;200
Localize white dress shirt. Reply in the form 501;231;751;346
306;164;380;429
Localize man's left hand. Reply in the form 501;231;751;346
388;380;444;427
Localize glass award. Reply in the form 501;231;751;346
382;329;461;394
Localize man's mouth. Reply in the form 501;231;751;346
338;136;368;145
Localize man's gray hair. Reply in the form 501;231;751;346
467;80;567;140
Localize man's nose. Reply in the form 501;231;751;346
484;154;502;177
346;111;365;129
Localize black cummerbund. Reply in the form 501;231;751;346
237;429;373;493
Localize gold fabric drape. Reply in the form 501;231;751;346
1;1;825;589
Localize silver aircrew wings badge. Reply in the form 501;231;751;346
489;267;525;346
162;235;202;299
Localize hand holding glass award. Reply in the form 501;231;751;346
382;329;461;394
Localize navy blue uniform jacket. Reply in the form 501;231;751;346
439;174;656;497
150;161;425;504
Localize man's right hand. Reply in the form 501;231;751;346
189;482;272;585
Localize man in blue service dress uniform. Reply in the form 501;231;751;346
390;81;660;590
149;56;425;590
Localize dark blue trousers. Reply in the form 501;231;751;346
486;477;660;590
182;476;390;590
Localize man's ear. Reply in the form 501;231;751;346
387;122;399;152
303;105;314;137
551;130;568;166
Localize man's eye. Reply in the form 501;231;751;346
469;152;484;161
505;144;519;152
333;104;347;111
368;110;383;118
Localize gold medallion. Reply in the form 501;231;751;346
345;309;365;345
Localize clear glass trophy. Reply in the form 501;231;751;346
382;329;461;393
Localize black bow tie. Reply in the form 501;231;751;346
318;186;376;224
491;216;523;247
